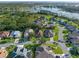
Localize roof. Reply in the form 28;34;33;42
24;29;34;37
15;55;25;58
10;31;21;38
35;46;54;58
12;31;21;35
0;49;8;58
0;31;10;38
44;30;53;37
24;32;29;37
50;17;55;21
68;32;79;46
29;29;34;33
36;47;44;52
46;23;54;28
13;46;32;58
35;50;54;58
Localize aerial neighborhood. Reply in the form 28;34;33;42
0;2;79;58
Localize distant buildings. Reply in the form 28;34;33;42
0;4;41;13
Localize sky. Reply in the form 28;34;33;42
0;0;79;2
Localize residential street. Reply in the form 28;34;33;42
58;26;71;57
0;41;32;47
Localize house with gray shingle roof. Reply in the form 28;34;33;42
35;46;54;58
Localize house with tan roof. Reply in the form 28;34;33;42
0;31;10;39
0;48;8;58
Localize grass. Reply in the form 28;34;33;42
63;29;69;34
68;21;79;29
66;43;73;47
42;37;50;42
0;38;15;44
53;25;59;41
30;37;37;43
47;44;63;54
72;55;79;58
6;45;16;58
56;15;79;30
6;45;16;53
53;46;63;54
24;44;40;58
53;34;58;41
45;15;52;19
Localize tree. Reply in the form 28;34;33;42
70;46;79;56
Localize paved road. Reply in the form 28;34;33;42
0;41;32;47
58;26;71;57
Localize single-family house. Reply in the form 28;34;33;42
10;31;22;38
36;40;44;44
35;46;54;58
11;45;32;58
66;25;76;32
0;48;8;58
33;16;48;27
33;20;41;25
50;17;55;22
24;29;34;41
44;29;53;38
24;31;29;40
39;16;47;21
28;29;34;33
0;31;10;39
68;32;79;46
46;23;54;28
35;28;43;38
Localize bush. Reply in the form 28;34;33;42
70;46;79;56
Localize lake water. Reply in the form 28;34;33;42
37;7;79;20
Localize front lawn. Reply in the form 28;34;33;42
72;55;79;58
30;37;37;43
53;34;58;41
0;38;15;44
6;45;16;53
53;25;59;41
6;45;16;58
24;44;40;58
47;44;63;54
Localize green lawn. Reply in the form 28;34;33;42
6;45;16;58
66;43;73;47
68;21;79;29
41;37;50;42
53;25;59;41
0;38;15;44
53;34;58;41
53;46;63;54
6;45;16;53
30;37;37;43
72;55;79;58
47;44;63;54
24;44;40;58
